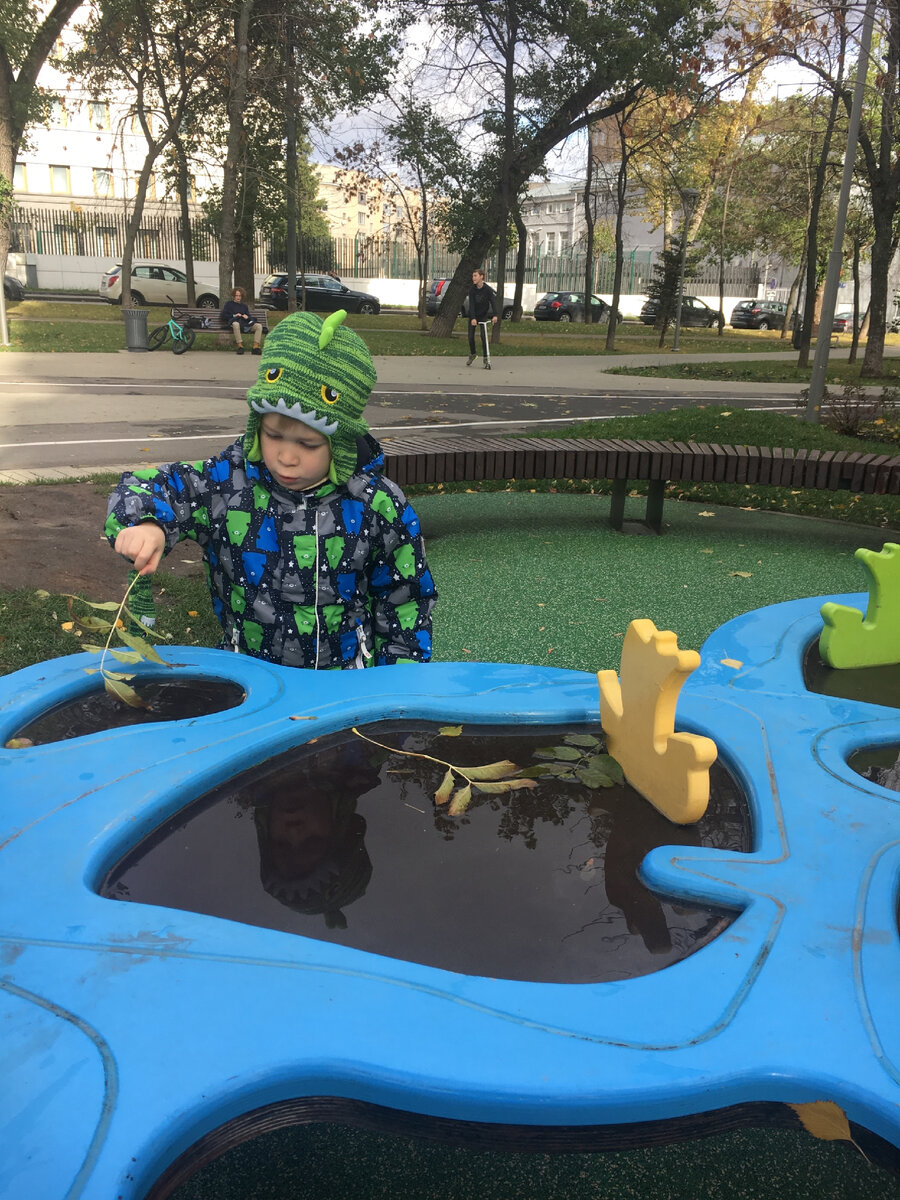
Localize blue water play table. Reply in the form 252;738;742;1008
1;593;899;1198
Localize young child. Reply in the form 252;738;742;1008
106;309;436;670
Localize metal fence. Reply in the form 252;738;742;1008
10;205;760;296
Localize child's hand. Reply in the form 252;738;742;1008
115;523;165;575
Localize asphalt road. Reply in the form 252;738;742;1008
0;372;802;474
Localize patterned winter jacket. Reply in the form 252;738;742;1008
105;434;436;670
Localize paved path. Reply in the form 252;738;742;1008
0;346;889;484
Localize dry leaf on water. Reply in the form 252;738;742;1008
788;1101;868;1160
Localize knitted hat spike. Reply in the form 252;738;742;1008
245;309;377;484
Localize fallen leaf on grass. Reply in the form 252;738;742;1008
698;511;716;517
729;571;753;578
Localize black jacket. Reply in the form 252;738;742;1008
468;283;498;321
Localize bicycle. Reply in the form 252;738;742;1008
148;298;196;355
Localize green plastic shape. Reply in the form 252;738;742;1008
819;542;900;669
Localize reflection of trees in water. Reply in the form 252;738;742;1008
223;724;750;953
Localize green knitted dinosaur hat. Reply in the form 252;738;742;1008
245;309;377;484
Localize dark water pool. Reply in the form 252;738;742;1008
847;743;900;793
100;722;752;983
10;678;245;745
804;641;900;709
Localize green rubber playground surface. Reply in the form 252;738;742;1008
169;493;900;1200
420;490;896;673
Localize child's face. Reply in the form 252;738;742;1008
260;413;332;491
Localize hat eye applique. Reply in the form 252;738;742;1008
265;366;283;383
321;385;340;405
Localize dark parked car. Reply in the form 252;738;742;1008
833;310;861;333
425;277;515;319
3;273;25;301
259;272;381;314
639;295;721;327
729;299;787;330
533;291;621;324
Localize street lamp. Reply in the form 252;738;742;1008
672;187;699;352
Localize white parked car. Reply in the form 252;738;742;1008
99;262;219;308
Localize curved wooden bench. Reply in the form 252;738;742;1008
381;434;900;532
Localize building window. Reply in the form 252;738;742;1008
96;227;118;256
54;223;79;254
545;232;556;253
12;163;27;191
546;203;554;214
50;165;71;194
89;101;110;130
358;211;367;226
93;168;114;197
138;229;159;257
358;190;367;205
49;98;66;127
560;234;569;250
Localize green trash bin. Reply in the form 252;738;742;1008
123;307;150;352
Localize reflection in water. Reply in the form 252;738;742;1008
100;723;752;984
251;746;378;929
804;641;900;710
848;743;900;793
13;679;245;745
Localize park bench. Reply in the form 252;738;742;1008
380;434;900;532
171;305;269;339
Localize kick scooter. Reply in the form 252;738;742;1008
479;321;492;370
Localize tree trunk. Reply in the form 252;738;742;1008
782;236;806;341
512;207;527;321
848;236;861;364
218;0;253;304
605;150;627;352
582;125;595;325
121;145;164;310
174;137;196;305
797;39;844;370
861;201;896;376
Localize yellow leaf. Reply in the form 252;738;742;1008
61;620;74;631
729;571;752;578
448;784;472;815
720;658;743;669
463;759;520;781
698;510;716;517
438;725;462;737
789;1101;852;1143
5;737;34;749
434;769;455;806
104;675;150;709
187;610;199;617
474;779;538;793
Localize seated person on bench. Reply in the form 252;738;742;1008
221;286;264;356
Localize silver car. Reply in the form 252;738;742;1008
99;262;219;308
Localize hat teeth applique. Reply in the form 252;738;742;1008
249;396;339;436
244;309;377;482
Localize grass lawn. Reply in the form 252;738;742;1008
608;345;900;386
2;299;822;357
